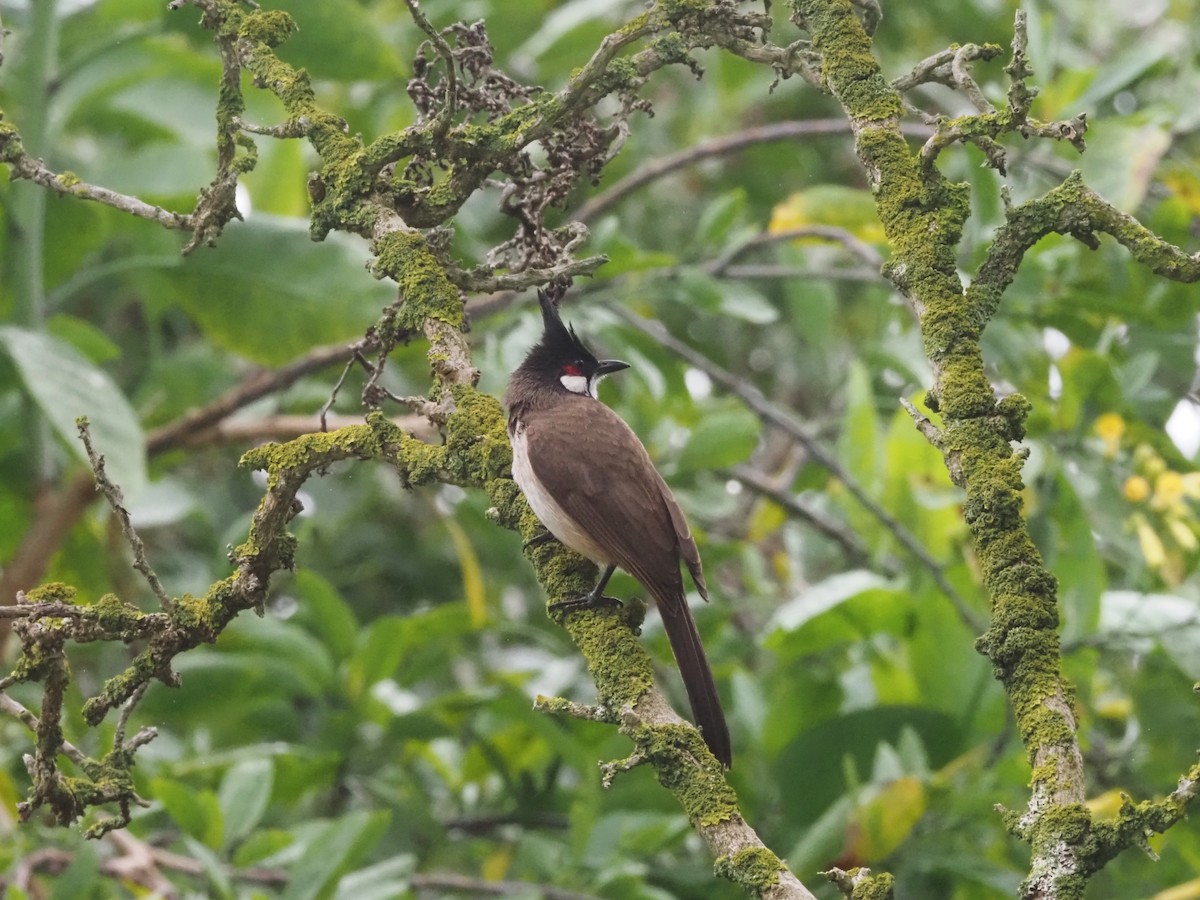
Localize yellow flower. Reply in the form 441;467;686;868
1133;444;1167;479
1133;515;1166;569
1181;472;1200;499
1153;470;1185;512
1123;475;1151;503
1167;517;1199;552
1095;413;1125;457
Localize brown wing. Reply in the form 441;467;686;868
523;398;687;601
523;397;731;767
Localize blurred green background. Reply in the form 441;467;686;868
1;0;1200;897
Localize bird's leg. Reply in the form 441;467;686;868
523;529;555;551
548;564;622;612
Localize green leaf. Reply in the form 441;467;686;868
1099;591;1200;677
234;828;295;867
281;810;391;900
219;615;338;696
218;757;274;847
44;314;120;364
1073;40;1173;111
48;841;101;900
292;569;359;662
774;706;959;826
1077;119;1171;213
183;836;234;900
674;406;760;472
0;327;146;497
345;616;409;700
717;284;779;324
274;0;401;81
850;775;927;861
670;269;725;312
838;361;881;492
152;778;224;849
764;570;909;656
695;188;748;247
1044;471;1104;641
332;855;418;900
169;216;394;365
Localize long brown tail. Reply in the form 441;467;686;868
657;594;732;768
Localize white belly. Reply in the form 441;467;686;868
511;423;610;564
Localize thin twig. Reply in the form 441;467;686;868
411;873;603;900
77;420;174;613
1;343;362;657
0;135;193;231
319;351;370;432
0;473;97;649
951;44;998;114
113;683;149;749
573;119;935;224
443;255;607;293
0;692;89;766
730;463;878;568
901;396;944;448
232;115;306;138
184;413;437;448
710;225;884;273
148;341;359;453
404;0;458;136
709;263;882;282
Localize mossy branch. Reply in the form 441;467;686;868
2;7;819;889
796;1;1199;897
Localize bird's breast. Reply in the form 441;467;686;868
510;420;611;565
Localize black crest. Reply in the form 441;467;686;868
525;290;599;372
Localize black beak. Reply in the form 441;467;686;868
595;359;631;377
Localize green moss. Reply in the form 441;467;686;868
170;593;224;640
240;424;379;483
714;847;785;891
640;723;739;822
90;593;143;633
371;230;463;334
10;639;54;683
995;393;1032;440
659;0;709;17
648;32;691;66
565;605;656;711
83;656;150;725
443;386;510;486
850;870;897;899
802;0;903;122
24;582;77;605
238;9;296;47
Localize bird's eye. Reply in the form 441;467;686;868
562;363;583;377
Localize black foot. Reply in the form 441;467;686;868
548;592;623;614
523;530;555;551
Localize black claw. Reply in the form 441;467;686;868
548;593;623;614
523;530;556;551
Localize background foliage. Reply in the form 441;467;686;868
1;0;1199;897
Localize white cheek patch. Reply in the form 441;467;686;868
560;374;589;394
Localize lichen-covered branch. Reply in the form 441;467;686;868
1;2;821;893
915;12;1086;177
76;420;174;613
969;171;1200;325
794;1;1198;897
0;125;194;231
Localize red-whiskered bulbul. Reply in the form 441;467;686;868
504;291;732;768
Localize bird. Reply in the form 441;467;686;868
504;290;732;768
